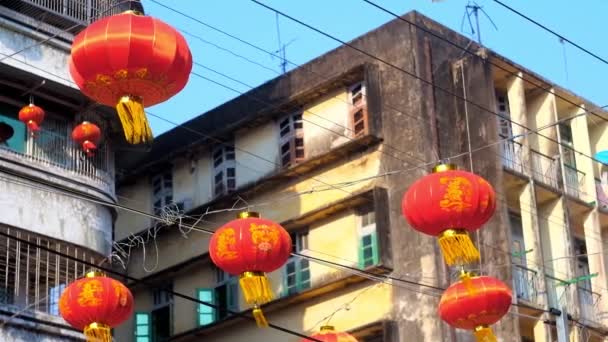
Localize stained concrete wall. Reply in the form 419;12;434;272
0;17;73;88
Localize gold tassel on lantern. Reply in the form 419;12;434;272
252;304;269;328
239;271;273;304
473;325;497;342
84;322;111;342
116;95;153;145
438;228;480;266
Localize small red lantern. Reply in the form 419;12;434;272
69;11;192;145
18;103;44;134
209;212;292;327
72;121;102;157
301;326;359;342
402;164;496;266
439;274;512;342
59;272;134;342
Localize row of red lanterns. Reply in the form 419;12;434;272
14;103;102;156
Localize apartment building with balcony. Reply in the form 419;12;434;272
0;0;141;340
113;10;608;342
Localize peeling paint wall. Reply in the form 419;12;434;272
235;121;279;187
303;88;351;158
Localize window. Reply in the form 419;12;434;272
152;171;173;216
134;312;151;342
349;83;369;137
197;289;215;326
495;92;512;139
214;268;238;321
151;284;172;341
284;231;310;296
212;141;236;197
358;208;379;269
279;112;304;167
49;283;66;315
0;104;25;153
559;123;577;168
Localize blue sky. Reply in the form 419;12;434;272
141;0;608;135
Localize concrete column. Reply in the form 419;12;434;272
526;89;558;157
506;72;528;139
570;105;596;201
532;317;551;342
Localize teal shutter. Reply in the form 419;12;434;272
134;312;150;342
227;278;239;313
358;232;379;268
0;112;26;153
297;258;311;291
197;289;216;326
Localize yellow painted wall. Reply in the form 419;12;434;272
302;88;351;158
115;178;153;240
235;121;279;188
590;121;608;178
526;90;558;156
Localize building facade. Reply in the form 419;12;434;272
0;1;139;340
114;11;608;342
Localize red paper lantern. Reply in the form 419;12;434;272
72;121;102;157
402;164;496;266
69;11;192;145
209;212;291;327
18;103;44;134
439;274;512;342
301;326;359;342
59;272;134;342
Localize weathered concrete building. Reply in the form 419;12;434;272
0;1;141;340
113;10;608;342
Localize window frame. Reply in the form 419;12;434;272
49;283;66;316
151;171;173;216
279;112;305;168
214;267;239;320
212;141;236;197
196;288;216;327
357;207;380;269
348;82;369;138
284;230;311;296
134;312;151;342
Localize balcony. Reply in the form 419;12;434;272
563;165;588;201
513;264;541;306
596;178;608;211
578;286;602;326
0;126;114;194
500;140;527;175
530;149;560;189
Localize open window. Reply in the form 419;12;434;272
357;206;379;269
284;230;311;296
279;112;304;167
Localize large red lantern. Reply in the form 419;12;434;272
72;121;102;157
209;212;292;327
69;11;192;145
59;272;134;342
439;274;512;342
18;103;44;134
301;326;358;342
402;164;496;266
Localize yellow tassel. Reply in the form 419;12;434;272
438;229;480;266
252;306;269;328
459;270;476;295
239;271;274;305
83;322;112;342
473;326;497;342
115;95;153;145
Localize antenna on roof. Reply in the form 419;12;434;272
461;1;497;44
273;13;296;74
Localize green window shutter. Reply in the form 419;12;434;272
359;232;379;269
227;278;239;312
197;289;216;326
134;312;150;342
284;259;297;296
297;258;311;291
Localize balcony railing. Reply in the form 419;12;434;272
513;264;540;305
596;178;608;211
530;149;560;189
578;286;602;325
500;140;527;175
0;127;114;192
0;225;101;317
563;165;587;201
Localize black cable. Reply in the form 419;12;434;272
361;0;608;125
248;0;608;168
0;229;322;342
491;0;608;67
